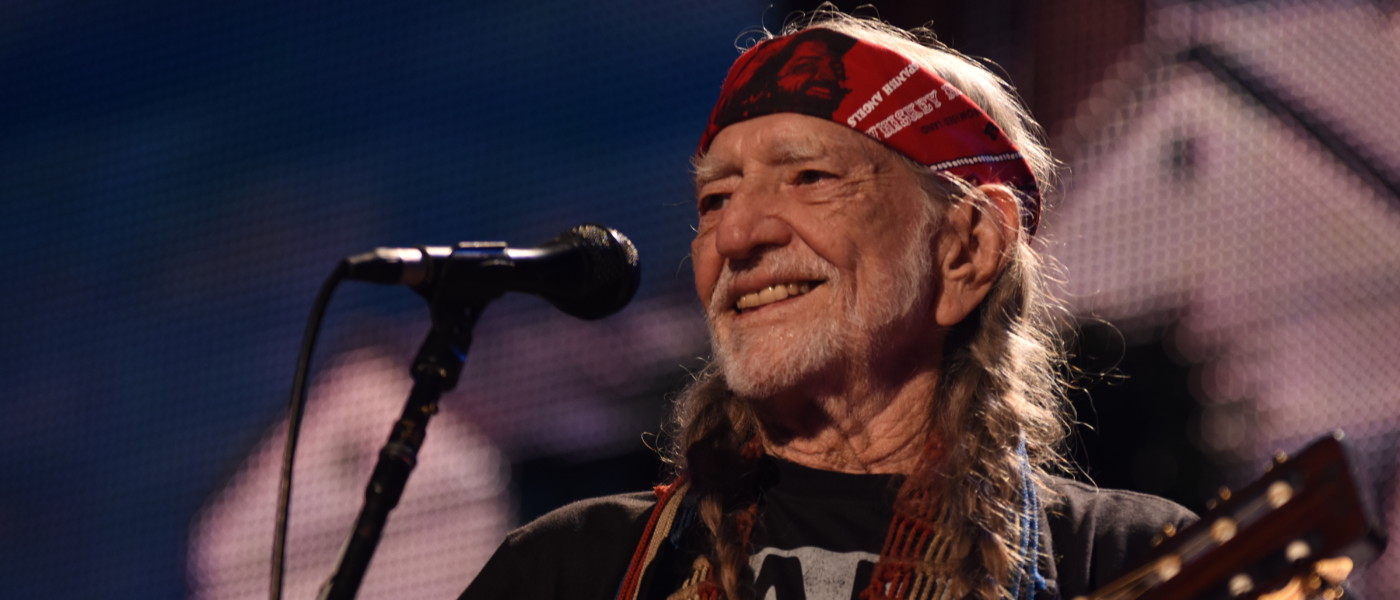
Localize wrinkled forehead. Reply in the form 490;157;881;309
697;27;1043;234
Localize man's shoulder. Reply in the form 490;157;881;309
461;491;657;600
507;491;658;544
1043;476;1197;596
1046;475;1196;530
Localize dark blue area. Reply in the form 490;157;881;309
0;1;762;597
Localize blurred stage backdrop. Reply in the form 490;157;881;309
2;1;1396;597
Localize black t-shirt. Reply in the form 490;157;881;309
643;459;900;599
461;467;1196;600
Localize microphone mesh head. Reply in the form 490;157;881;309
558;224;640;319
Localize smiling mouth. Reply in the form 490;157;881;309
735;281;822;313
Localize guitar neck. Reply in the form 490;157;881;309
1081;433;1387;600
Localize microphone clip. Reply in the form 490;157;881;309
415;243;515;359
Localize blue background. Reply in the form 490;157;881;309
0;2;764;596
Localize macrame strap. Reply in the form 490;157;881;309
862;440;1047;600
616;479;691;600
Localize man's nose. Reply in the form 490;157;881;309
713;189;791;261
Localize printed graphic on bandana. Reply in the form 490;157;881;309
700;28;1043;233
710;29;858;129
748;546;879;600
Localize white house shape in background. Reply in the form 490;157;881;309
1043;2;1399;595
189;347;510;599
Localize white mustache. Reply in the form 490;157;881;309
707;251;839;317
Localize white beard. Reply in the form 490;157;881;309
709;263;843;399
706;210;938;400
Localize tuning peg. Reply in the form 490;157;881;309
1227;573;1253;596
1205;492;1231;510
1267;480;1294;508
1210;517;1238;543
1153;555;1182;581
1285;539;1312;562
1313;557;1355;597
1265;450;1287;472
1151;523;1177;546
1302;572;1325;596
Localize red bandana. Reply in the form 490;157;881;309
698;28;1042;234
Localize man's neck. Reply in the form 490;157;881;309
753;370;938;474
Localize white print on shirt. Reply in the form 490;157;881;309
749;546;879;600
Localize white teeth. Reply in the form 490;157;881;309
735;282;815;311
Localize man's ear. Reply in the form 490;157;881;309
933;185;1021;327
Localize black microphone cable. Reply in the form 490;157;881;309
270;260;346;600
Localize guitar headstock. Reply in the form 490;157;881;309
1083;432;1387;600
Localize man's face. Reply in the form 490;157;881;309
691;113;945;400
774;40;845;101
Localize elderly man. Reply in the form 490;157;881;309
462;14;1342;600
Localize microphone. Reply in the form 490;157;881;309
342;224;640;320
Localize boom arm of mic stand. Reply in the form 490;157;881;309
318;273;498;600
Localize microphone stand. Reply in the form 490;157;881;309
318;253;504;600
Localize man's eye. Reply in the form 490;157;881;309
698;194;729;214
794;169;835;185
